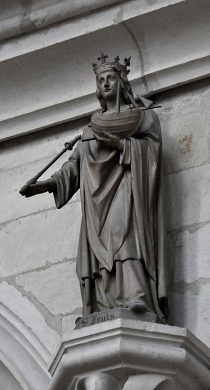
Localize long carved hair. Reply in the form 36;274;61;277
96;67;136;112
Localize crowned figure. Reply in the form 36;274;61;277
21;53;167;322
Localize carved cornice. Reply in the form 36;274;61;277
0;0;209;142
0;0;125;42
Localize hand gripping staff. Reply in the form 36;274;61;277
19;135;81;195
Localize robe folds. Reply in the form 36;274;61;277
52;108;167;322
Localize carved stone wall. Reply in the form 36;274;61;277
0;1;210;388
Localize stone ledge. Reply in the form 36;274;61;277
49;318;210;389
74;308;157;329
0;0;184;47
0;0;125;42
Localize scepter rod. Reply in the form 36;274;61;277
140;105;162;110
19;134;81;195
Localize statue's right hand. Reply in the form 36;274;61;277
19;183;39;197
19;179;56;197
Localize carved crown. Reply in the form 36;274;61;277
92;52;131;77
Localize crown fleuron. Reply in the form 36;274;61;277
92;52;131;76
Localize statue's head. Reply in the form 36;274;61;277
92;53;135;111
96;69;118;102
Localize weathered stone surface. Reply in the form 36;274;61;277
0;139;81;224
0;281;60;357
0;202;81;277
159;82;210;174
168;223;210;284
15;262;82;316
196;284;210;347
62;314;81;340
0;362;23;390
165;163;210;231
0;0;125;41
0;157;56;223
168;290;195;333
169;282;210;348
0;123;84;171
0;282;52;389
167;223;210;347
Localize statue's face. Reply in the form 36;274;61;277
97;70;118;100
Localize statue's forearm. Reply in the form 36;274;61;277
20;178;57;197
30;178;56;194
45;178;57;193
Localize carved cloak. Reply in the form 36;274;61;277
52;108;166;322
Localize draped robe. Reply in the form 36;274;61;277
52;108;167;322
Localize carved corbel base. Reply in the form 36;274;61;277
76;373;122;390
123;375;182;390
76;373;181;390
48;318;210;390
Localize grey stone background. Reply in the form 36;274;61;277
0;0;210;387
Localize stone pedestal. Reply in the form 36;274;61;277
48;317;210;390
75;308;157;329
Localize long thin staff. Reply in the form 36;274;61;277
19;135;81;195
115;77;121;114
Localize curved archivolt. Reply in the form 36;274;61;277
0;303;51;390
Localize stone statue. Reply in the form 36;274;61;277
20;53;167;323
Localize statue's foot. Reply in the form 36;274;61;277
129;300;150;313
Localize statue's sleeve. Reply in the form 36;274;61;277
119;139;131;166
52;143;80;209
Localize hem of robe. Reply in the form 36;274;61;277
78;258;166;324
79;257;146;284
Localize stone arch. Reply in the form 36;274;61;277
0;359;23;390
0;282;56;389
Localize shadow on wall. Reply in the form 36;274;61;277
164;163;189;328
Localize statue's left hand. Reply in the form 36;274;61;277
94;131;123;151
